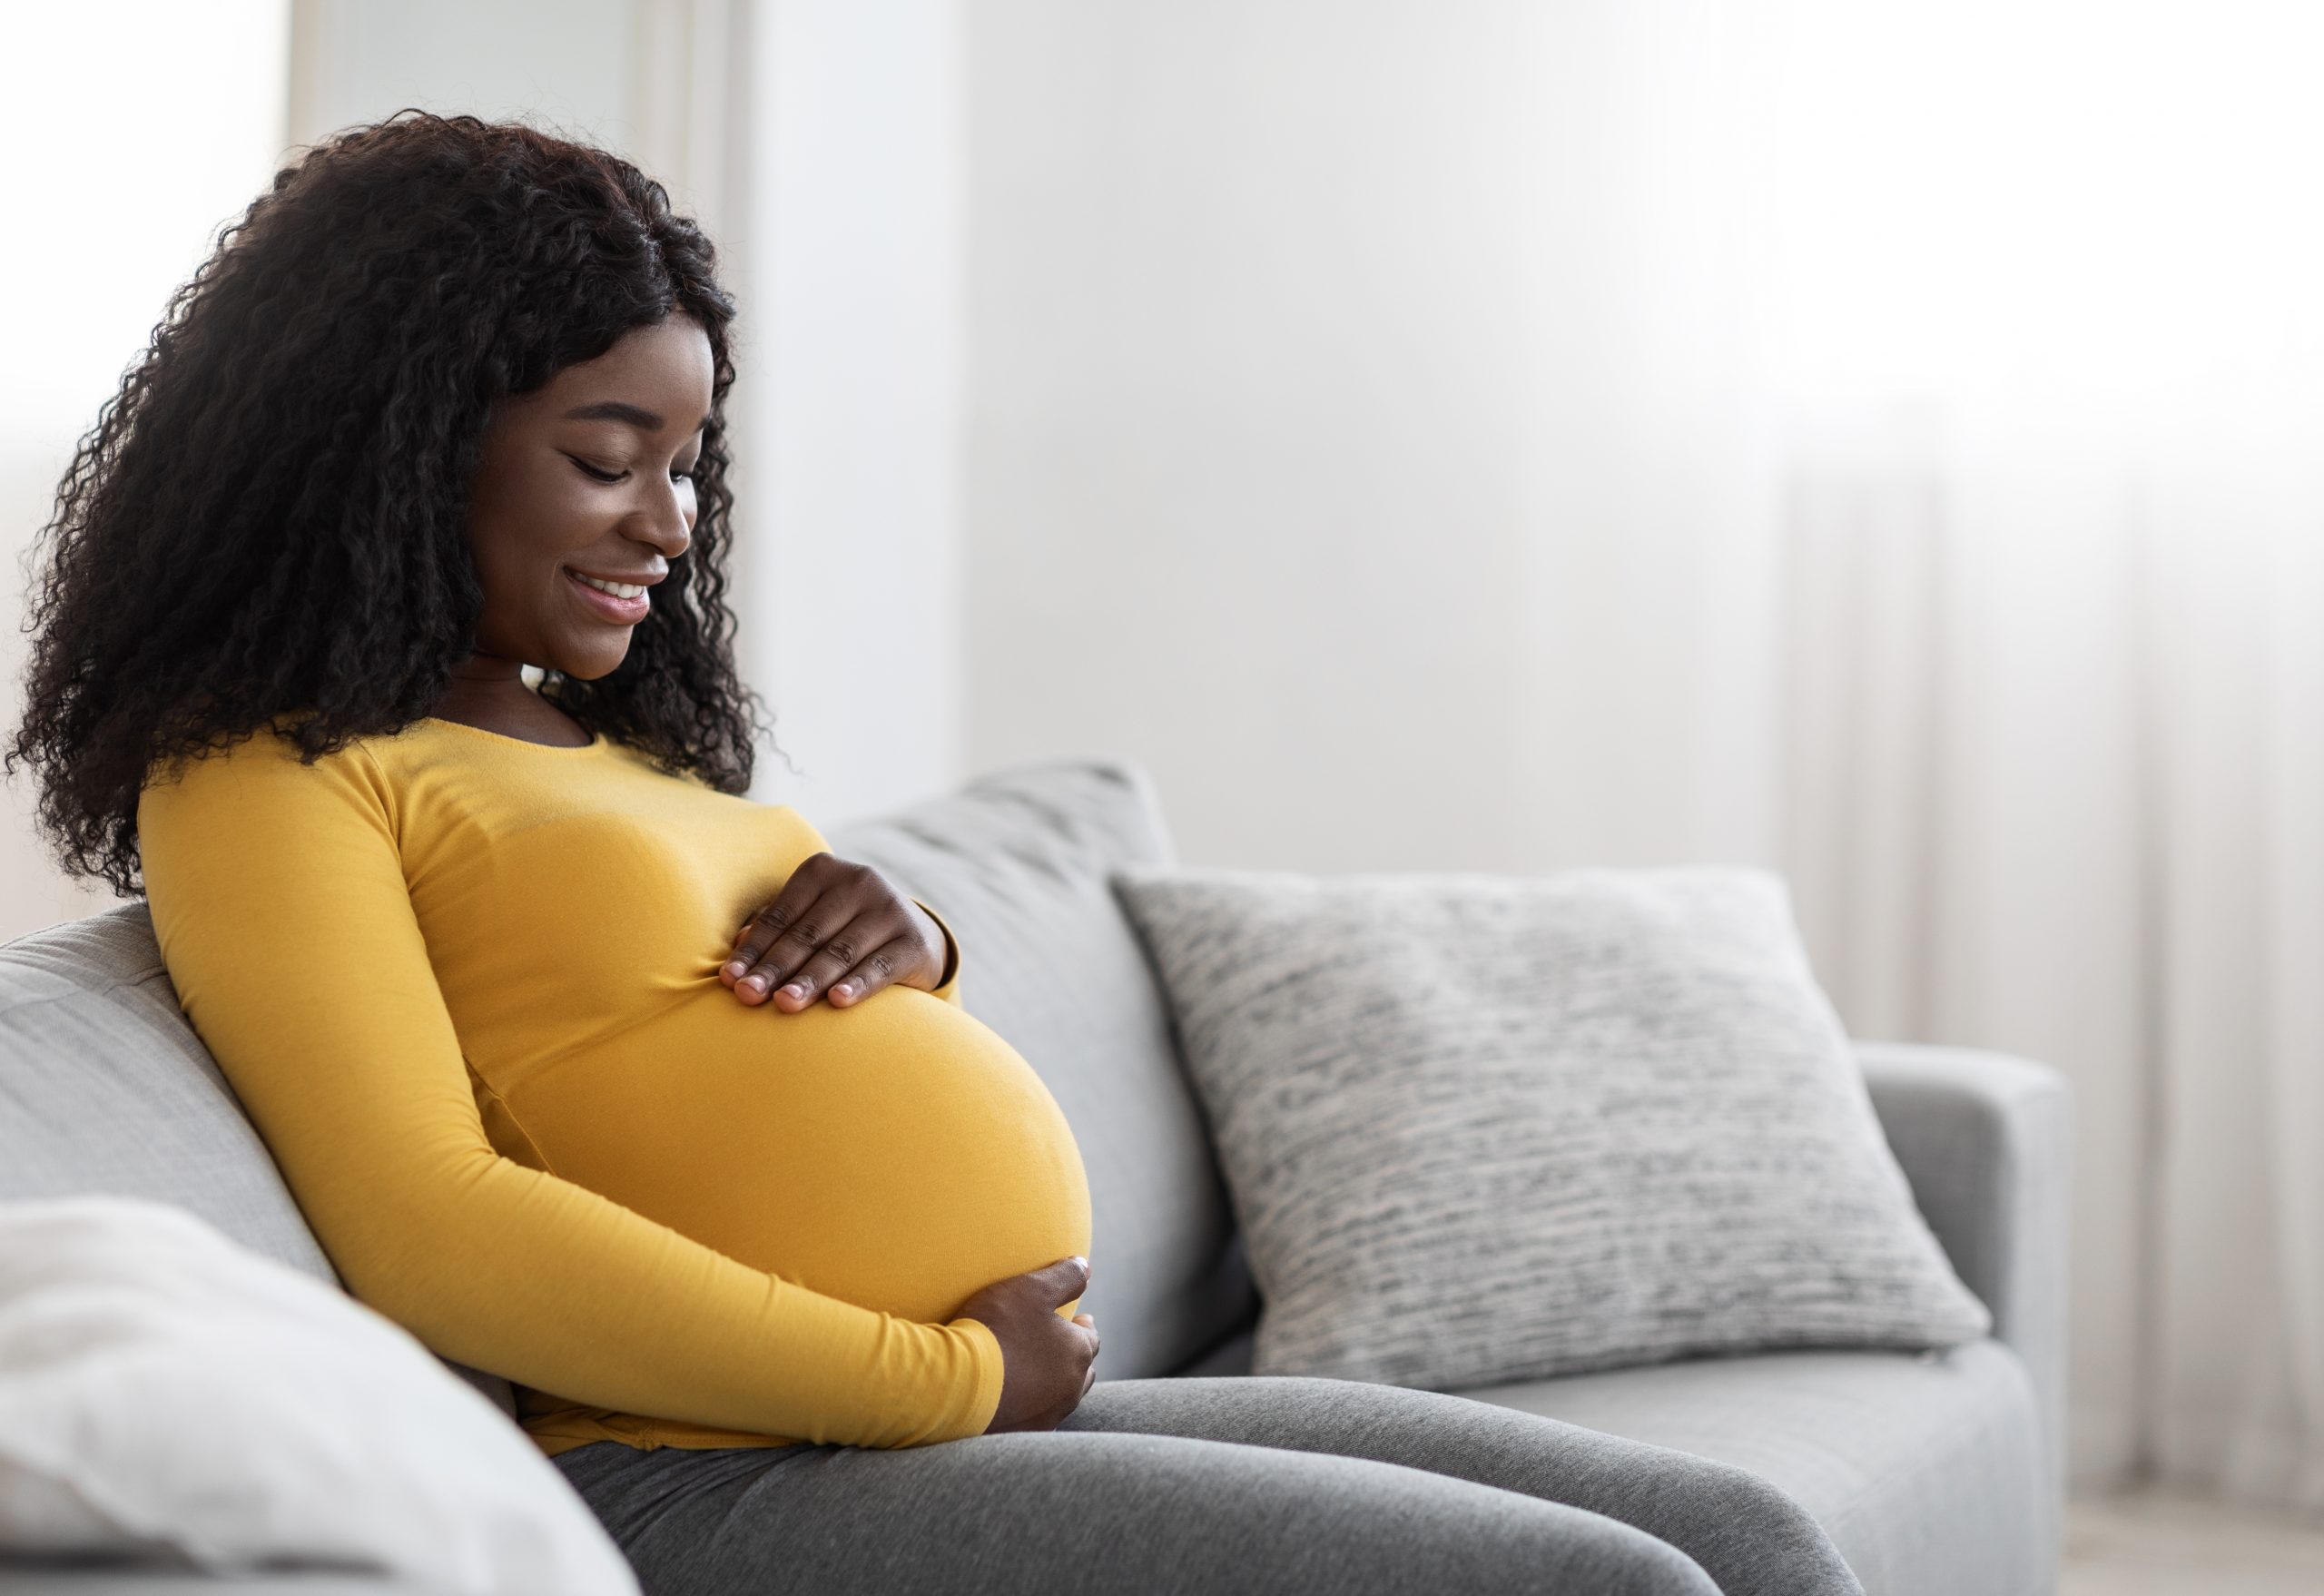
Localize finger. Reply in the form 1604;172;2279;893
738;858;903;1008
1044;1368;1092;1429
723;854;839;992
724;856;834;974
734;873;872;1007
750;904;891;1010
1035;1255;1092;1308
827;932;921;1009
1071;1314;1095;1327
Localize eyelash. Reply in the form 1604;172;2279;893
571;458;697;485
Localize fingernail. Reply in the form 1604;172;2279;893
723;960;747;977
833;982;856;1000
742;974;766;993
780;983;805;1000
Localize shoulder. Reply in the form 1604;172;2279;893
138;715;399;836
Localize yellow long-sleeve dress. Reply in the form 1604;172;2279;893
135;712;1093;1457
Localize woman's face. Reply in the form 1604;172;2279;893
462;314;716;682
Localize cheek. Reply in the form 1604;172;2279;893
470;460;602;581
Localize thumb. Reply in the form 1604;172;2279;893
1037;1254;1091;1307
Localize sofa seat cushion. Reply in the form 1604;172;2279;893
1457;1337;2048;1596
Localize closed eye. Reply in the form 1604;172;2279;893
568;456;699;485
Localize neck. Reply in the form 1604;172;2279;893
428;655;546;725
449;651;528;685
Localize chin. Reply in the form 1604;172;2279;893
550;648;630;684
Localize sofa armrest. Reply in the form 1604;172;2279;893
1856;1039;2072;1493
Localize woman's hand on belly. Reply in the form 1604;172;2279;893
955;1255;1103;1434
719;851;948;1011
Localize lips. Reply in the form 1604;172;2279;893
564;566;652;622
568;569;665;586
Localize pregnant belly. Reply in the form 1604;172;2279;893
501;985;1093;1325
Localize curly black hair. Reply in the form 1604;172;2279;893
5;109;776;899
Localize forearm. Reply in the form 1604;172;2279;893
310;1141;1004;1447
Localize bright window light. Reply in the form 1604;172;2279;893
1772;0;2324;414
0;2;290;457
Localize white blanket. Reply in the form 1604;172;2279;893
0;1196;638;1594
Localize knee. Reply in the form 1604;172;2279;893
1391;1497;1722;1596
1652;1454;1861;1596
1715;1456;1833;1540
1594;1534;1725;1596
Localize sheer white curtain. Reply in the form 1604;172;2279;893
1768;1;2324;1507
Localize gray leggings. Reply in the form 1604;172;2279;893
552;1376;1862;1595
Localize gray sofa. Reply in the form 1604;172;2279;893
0;756;2069;1595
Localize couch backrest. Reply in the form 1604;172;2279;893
0;755;1255;1396
0;905;338;1280
0;901;522;1415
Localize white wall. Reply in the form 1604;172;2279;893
287;0;636;153
743;0;966;824
1;2;290;941
961;1;1785;874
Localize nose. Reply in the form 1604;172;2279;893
630;474;694;559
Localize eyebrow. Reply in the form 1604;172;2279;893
560;400;712;432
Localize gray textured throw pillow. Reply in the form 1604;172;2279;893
1110;864;1992;1391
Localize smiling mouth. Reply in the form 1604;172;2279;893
564;566;652;621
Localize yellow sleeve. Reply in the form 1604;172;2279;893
909;896;964;1007
136;735;1002;1447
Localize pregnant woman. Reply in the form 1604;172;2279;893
10;113;1860;1596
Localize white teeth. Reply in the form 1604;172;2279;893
574;573;647;600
